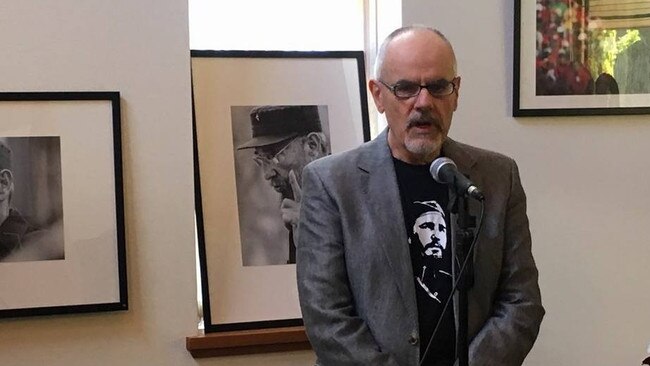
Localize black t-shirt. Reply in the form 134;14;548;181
394;158;456;366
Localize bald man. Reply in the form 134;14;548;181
297;26;544;365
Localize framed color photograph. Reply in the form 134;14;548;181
192;50;370;332
514;0;650;116
0;92;127;318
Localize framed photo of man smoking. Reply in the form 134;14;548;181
191;50;370;333
0;92;127;318
514;0;650;116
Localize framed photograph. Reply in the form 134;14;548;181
514;0;650;116
192;50;370;332
0;92;127;318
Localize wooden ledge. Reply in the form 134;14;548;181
186;326;311;358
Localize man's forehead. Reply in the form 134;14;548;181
388;29;451;54
382;30;456;79
416;211;444;222
254;144;276;155
253;137;295;155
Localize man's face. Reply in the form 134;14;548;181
370;30;460;164
253;137;309;199
413;211;447;258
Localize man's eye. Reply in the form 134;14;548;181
254;153;271;161
427;81;449;93
430;80;456;94
395;83;420;94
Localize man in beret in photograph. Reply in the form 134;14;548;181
238;105;330;264
0;140;57;262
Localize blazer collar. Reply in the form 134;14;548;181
358;128;477;176
357;128;392;174
441;137;478;178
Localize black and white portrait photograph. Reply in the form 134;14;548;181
0;92;126;319
232;105;331;266
0;136;64;263
192;52;368;331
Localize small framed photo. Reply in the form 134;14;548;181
0;92;127;318
192;50;370;332
514;0;650;116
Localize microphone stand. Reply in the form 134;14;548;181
451;193;476;366
419;191;483;366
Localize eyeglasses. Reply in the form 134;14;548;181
252;138;295;167
378;77;458;99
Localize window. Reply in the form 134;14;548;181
189;0;365;51
188;0;401;134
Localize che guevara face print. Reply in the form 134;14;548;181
410;200;451;303
412;200;447;258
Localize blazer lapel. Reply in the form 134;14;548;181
441;138;478;191
357;130;417;317
441;138;481;224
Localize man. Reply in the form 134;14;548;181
0;141;54;262
297;26;544;365
238;105;330;264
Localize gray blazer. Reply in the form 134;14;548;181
296;130;544;366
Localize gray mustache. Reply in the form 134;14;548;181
407;114;441;129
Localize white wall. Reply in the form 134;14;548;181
5;1;647;365
403;1;650;365
0;1;313;365
0;1;195;365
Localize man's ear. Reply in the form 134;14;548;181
368;79;385;113
0;169;14;201
303;133;326;158
452;76;461;112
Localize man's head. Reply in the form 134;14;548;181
238;105;330;199
369;26;460;165
0;141;13;211
411;201;447;258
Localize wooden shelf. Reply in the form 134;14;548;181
186;326;312;358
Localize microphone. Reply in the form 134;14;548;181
430;157;484;201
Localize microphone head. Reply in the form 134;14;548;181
429;157;456;184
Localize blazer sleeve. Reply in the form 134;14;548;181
468;160;545;366
296;164;400;366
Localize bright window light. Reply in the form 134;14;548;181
189;0;365;51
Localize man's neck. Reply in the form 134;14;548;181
0;205;10;228
388;142;440;166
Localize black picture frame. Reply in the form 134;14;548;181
514;0;650;116
191;50;370;333
0;91;127;318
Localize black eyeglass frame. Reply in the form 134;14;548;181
378;77;459;99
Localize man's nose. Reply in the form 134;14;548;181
414;87;437;109
262;163;277;180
